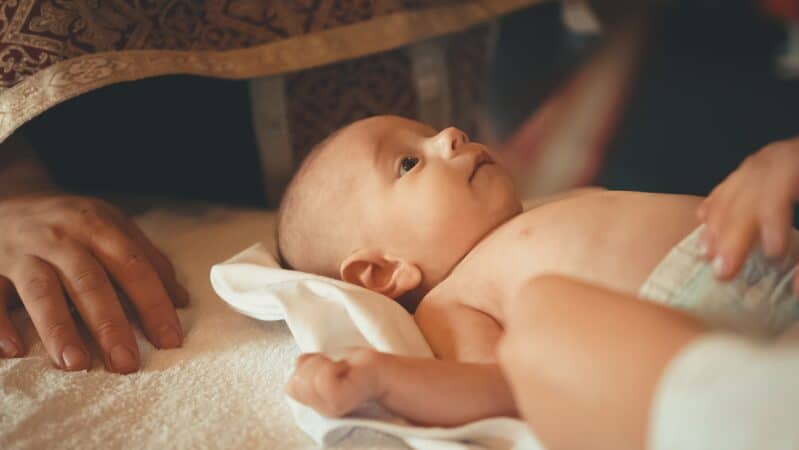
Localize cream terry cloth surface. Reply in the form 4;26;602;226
210;243;540;450
1;207;427;450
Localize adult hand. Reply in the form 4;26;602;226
698;136;799;288
0;194;188;373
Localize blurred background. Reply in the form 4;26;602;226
12;0;799;210
487;0;799;202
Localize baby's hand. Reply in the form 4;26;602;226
698;138;799;287
285;348;384;418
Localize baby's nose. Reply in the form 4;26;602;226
434;127;469;158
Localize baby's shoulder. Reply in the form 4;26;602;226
416;284;464;312
414;289;503;362
521;186;607;210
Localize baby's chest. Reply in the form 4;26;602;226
453;218;689;315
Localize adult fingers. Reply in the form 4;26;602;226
42;242;142;374
713;216;758;281
10;256;90;371
759;196;794;259
696;199;709;223
793;268;799;297
121;221;189;308
704;184;756;278
100;207;188;308
699;227;717;261
82;224;183;350
700;196;729;262
0;277;24;358
699;183;738;262
698;179;727;224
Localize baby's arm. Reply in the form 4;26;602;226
286;302;516;426
286;348;515;426
413;300;503;362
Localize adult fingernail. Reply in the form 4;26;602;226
0;338;19;357
62;344;89;370
109;345;138;373
712;256;725;277
158;325;182;349
698;241;709;257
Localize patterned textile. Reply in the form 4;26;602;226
0;0;440;88
284;26;489;165
0;0;541;144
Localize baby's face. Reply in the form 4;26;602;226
325;116;522;286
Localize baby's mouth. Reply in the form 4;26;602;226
469;152;493;182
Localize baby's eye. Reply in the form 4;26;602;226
398;156;419;177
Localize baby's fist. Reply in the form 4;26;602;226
285;348;383;418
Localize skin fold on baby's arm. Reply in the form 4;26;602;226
285;300;516;426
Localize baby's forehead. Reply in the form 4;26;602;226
330;116;434;159
307;116;436;187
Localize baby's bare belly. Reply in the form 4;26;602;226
443;191;703;322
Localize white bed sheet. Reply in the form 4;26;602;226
0;206;408;449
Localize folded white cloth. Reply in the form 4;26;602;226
210;243;540;450
2;207;358;450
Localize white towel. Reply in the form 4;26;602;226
210;243;541;450
1;207;410;449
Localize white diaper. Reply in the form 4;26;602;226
640;226;799;335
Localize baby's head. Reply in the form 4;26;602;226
277;115;522;307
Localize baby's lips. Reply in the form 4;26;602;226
468;150;494;182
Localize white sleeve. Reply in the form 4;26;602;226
649;329;799;450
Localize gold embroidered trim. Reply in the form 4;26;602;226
0;0;543;143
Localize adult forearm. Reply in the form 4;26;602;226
375;354;517;427
0;134;59;199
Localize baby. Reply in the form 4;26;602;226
278;115;799;427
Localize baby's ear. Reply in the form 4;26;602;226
340;249;422;298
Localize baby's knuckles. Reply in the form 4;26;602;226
313;361;352;417
309;350;380;417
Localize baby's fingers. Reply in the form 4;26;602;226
313;359;357;417
286;354;327;408
287;353;353;417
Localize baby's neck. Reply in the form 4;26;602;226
411;209;524;311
